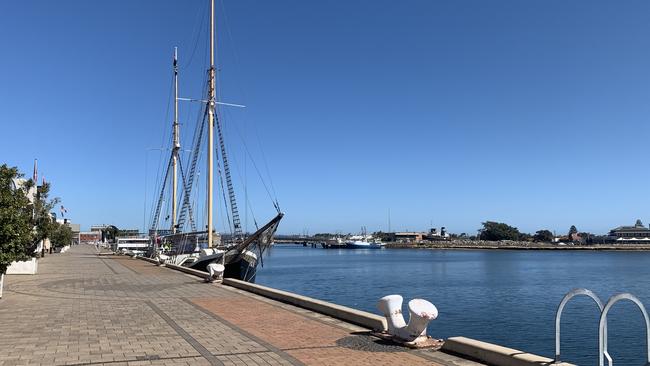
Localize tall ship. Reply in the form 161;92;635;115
147;0;283;282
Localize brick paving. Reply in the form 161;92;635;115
0;245;481;366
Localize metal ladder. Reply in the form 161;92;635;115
555;288;650;365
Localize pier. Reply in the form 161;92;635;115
0;245;575;366
0;245;465;365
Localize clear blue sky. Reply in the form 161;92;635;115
1;1;649;235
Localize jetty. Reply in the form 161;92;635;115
0;245;573;366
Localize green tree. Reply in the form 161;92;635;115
518;232;533;242
568;225;578;237
479;221;521;241
534;230;554;242
50;222;73;248
29;181;59;256
0;165;34;275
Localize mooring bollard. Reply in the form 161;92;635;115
206;263;225;282
377;294;438;344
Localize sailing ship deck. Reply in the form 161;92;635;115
0;245;484;366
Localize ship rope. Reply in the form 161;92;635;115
148;71;175;233
149;158;172;232
216;157;234;239
215;0;281;214
176;76;209;232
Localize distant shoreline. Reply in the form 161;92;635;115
385;241;650;251
277;240;650;251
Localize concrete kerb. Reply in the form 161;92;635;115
442;337;576;366
164;263;212;278
222;278;388;332
133;255;211;278
138;256;160;265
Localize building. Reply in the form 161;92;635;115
79;231;101;243
384;227;451;243
424;227;450;241
608;220;650;243
384;232;426;243
90;224;110;232
393;232;425;242
117;229;140;238
10;178;37;203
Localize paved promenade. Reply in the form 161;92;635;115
0;245;481;366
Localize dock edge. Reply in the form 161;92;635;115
222;278;388;332
442;336;576;366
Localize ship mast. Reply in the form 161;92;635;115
172;47;180;234
207;0;215;248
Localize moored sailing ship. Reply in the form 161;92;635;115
148;0;283;282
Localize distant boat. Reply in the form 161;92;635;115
321;236;346;249
345;234;384;249
345;240;384;249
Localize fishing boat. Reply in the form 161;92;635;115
148;0;283;282
345;229;384;249
321;236;346;249
345;240;384;249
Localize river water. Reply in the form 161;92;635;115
255;244;650;365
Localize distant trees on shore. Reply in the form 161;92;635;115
534;230;554;242
479;221;521;241
478;221;558;243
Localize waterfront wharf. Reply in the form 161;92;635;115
0;245;486;366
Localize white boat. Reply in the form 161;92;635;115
115;237;150;254
345;234;384;249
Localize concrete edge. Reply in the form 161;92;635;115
137;256;160;265
222;278;387;331
164;263;210;278
442;336;575;366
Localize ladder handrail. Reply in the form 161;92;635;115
555;288;607;363
598;293;650;366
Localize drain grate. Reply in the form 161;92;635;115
336;334;409;352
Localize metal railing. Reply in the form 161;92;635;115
598;293;650;366
555;288;607;363
555;288;650;365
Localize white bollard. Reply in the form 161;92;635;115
377;295;407;333
377;294;438;344
206;263;225;282
403;298;438;340
157;254;169;266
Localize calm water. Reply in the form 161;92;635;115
255;245;650;365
